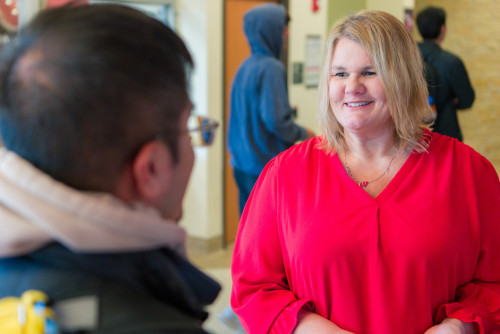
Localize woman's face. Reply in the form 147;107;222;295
328;37;393;137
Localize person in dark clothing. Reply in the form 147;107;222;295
0;3;220;333
416;6;475;141
227;4;315;215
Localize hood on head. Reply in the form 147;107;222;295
243;3;286;58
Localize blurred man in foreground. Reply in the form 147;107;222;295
0;4;220;333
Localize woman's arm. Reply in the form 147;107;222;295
231;160;313;333
437;158;500;333
292;310;355;334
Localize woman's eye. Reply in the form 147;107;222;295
333;72;348;77
363;71;376;76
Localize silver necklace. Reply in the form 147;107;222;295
344;151;396;189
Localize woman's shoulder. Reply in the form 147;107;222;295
261;136;336;188
274;136;329;165
430;131;478;156
428;131;496;174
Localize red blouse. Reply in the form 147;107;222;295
231;132;500;334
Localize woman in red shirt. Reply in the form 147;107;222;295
231;10;500;334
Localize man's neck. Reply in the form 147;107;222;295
424;38;441;46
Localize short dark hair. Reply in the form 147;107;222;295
416;6;446;40
0;4;193;192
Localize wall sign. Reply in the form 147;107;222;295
304;35;322;88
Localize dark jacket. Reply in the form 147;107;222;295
0;243;221;334
418;41;475;141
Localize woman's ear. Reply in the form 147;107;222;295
131;140;173;204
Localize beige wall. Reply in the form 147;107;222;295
414;0;500;172
366;0;406;20
177;0;225;245
327;0;366;32
288;1;329;132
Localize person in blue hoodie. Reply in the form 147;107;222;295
228;3;315;215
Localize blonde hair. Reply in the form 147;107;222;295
318;10;432;154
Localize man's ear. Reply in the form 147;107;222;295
439;24;447;42
131;141;173;204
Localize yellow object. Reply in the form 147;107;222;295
0;290;57;334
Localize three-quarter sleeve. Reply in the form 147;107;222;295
231;159;313;333
438;158;500;333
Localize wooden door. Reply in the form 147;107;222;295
224;0;278;244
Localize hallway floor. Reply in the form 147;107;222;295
189;243;244;334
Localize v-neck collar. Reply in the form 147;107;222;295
333;149;422;204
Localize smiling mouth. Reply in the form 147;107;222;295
345;101;373;107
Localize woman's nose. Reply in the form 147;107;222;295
345;75;365;94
